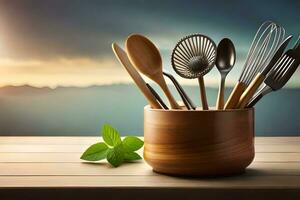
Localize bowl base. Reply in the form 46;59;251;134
152;168;246;178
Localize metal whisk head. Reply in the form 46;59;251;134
171;34;217;79
239;21;285;85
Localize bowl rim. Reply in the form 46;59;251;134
144;105;254;113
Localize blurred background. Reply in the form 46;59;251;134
0;0;298;136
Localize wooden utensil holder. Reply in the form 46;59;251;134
144;106;255;177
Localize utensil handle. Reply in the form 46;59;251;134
224;82;247;109
163;72;191;110
155;74;181;109
163;72;196;110
293;35;300;52
246;84;272;107
198;77;209;110
216;75;226;110
246;93;263;108
237;73;265;109
176;83;196;110
173;82;191;110
146;84;169;110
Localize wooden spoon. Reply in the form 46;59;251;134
126;34;180;109
112;43;162;109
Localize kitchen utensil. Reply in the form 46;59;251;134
224;21;285;109
247;41;300;107
126;34;181;109
293;35;300;51
237;35;292;108
215;38;236;109
146;83;168;109
163;72;196;110
112;43;162;109
171;34;217;110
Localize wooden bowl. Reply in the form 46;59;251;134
144;106;255;177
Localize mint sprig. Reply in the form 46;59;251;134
102;124;122;146
124;152;142;161
123;136;144;152
80;124;144;167
80;142;109;161
106;144;125;167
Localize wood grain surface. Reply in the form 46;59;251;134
144;107;255;176
0;136;299;200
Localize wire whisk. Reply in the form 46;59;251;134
224;21;285;109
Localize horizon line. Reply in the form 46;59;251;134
0;83;300;90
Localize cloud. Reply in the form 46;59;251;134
0;0;298;61
0;57;119;73
0;56;133;87
0;0;298;87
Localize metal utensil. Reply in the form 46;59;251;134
247;41;300;107
237;35;292;108
112;43;162;109
215;38;236;109
146;83;168;109
163;72;196;110
224;21;285;109
171;34;217;110
294;35;300;50
126;34;181;109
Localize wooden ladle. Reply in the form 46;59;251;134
126;34;180;109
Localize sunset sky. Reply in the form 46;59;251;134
0;0;299;88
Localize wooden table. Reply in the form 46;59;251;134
0;137;299;200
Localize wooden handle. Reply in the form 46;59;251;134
198;77;209;110
224;82;247;110
216;76;226;110
112;43;162;109
237;73;265;109
155;74;181;109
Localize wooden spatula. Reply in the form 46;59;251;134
112;43;162;109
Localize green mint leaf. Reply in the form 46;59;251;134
124;152;142;162
80;142;109;161
122;136;144;152
106;144;124;167
102;124;121;147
